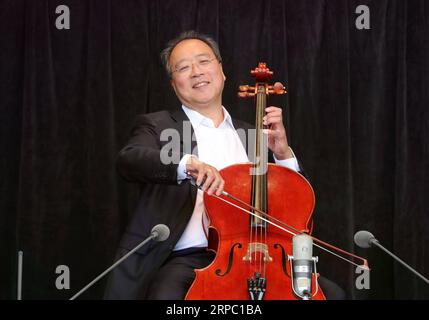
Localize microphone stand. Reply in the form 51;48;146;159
70;233;157;300
371;240;429;285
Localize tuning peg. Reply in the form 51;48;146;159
238;85;256;98
238;85;255;92
267;82;286;95
268;88;287;95
238;92;256;98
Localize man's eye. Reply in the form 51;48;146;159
199;59;210;65
178;65;190;73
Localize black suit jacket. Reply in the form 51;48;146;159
107;108;306;299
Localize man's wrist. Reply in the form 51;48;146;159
177;154;193;181
185;155;200;172
274;146;294;160
273;147;300;172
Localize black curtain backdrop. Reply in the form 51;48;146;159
1;0;428;300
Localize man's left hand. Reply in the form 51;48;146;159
263;106;293;160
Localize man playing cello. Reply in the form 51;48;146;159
104;30;344;300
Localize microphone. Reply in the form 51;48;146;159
354;230;429;285
151;224;170;241
289;234;319;300
70;224;170;300
354;230;377;248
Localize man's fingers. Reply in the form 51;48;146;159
215;179;225;196
265;106;282;115
263;116;282;125
207;174;224;195
201;168;215;191
202;177;214;192
263;128;282;137
191;162;225;195
196;170;206;186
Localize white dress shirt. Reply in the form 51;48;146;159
174;105;300;251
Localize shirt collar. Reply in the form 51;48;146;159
181;105;234;129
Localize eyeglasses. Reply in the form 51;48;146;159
171;57;218;75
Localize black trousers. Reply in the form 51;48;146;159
145;248;215;299
144;247;346;300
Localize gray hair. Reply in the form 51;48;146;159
160;30;222;77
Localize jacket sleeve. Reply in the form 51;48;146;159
116;114;181;185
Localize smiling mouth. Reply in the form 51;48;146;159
192;81;210;89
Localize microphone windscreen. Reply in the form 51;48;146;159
151;224;170;242
293;234;313;260
354;230;376;248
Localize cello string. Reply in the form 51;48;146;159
258;91;263;278
259;85;268;281
263;130;268;281
260;89;267;279
250;169;254;266
254;88;262;278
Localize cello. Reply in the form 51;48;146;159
185;63;326;300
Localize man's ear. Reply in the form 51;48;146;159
221;65;226;81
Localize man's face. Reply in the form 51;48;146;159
169;39;226;112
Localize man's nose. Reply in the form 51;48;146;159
190;62;204;77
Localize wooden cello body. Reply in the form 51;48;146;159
186;63;326;300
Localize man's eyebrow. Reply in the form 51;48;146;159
174;53;212;66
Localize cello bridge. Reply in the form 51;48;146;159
243;242;273;262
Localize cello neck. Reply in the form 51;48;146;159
251;83;268;225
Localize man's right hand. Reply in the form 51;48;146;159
186;156;225;196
